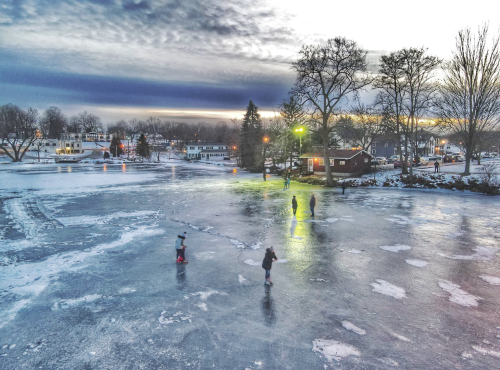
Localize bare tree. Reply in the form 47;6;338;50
39;106;67;139
335;105;386;151
68;111;103;133
375;49;441;175
147;117;163;162
436;25;500;175
291;37;372;186
0;104;39;162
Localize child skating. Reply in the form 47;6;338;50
262;246;278;285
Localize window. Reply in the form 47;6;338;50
330;159;334;166
339;161;346;165
198;147;202;150
319;158;324;165
364;158;368;163
52;143;56;146
190;147;195;150
371;149;376;154
384;143;389;147
372;142;376;147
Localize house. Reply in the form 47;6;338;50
299;149;373;176
186;143;230;161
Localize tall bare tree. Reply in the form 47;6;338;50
291;37;372;186
68;111;103;133
436;25;500;175
399;48;441;175
39;106;67;139
0;104;39;162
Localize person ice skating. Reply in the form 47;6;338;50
434;161;440;173
283;176;288;190
287;177;291;189
262;246;278;285
310;194;316;216
292;195;298;217
263;171;267;181
342;181;347;194
175;231;188;263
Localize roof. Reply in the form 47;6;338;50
186;143;227;146
201;149;229;153
300;149;373;160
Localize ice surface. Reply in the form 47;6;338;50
312;339;360;362
392;333;411;342
439;246;498;261
379;245;411;253
405;259;428;268
438;280;482;307
238;275;247;284
244;259;261;266
370;280;406;299
479;275;500;285
341;321;366;335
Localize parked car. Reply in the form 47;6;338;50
428;155;442;162
376;157;387;165
443;155;454;163
418;158;428;166
394;160;415;168
387;155;399;164
452;155;464;162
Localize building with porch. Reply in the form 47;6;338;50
186;143;230;161
299;150;373;176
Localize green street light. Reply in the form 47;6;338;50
294;127;305;156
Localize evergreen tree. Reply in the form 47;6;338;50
135;133;150;159
239;100;263;169
110;137;124;157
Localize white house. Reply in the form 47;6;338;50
186;143;230;161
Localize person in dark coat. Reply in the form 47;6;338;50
262;246;278;285
342;181;347;194
310;194;316;216
292;195;298;217
263;171;267;181
434;161;440;173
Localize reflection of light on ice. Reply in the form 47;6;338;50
312;339;360;362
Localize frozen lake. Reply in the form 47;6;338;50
1;162;500;369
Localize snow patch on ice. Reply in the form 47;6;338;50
52;294;102;310
392;333;411;342
379;244;411;253
190;289;228;301
274;259;287;263
57;211;157;226
340;218;354;222
231;239;246;248
312;339;360;362
250;242;262;250
238;275;248;284
193;251;215;260
479;275;500;285
347;249;362;254
472;345;500;358
196;303;208;311
0;299;31;329
325;218;339;223
385;215;412;225
370;280;406;299
244;259;261;266
405;259;428;268
438;280;482;307
440;246;498;261
119;287;137;294
310;279;328;282
377;358;399;366
341;321;366;335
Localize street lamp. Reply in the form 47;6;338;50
294;126;305;174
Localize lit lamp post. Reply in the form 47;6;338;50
294;126;305;174
263;137;269;179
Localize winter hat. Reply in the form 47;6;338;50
183;232;187;238
269;246;274;251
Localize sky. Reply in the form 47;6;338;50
0;0;499;124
